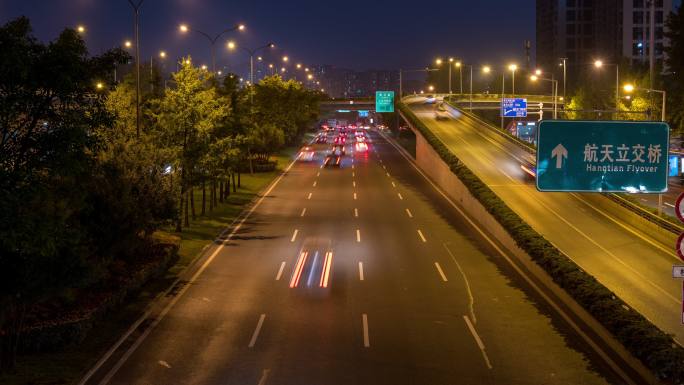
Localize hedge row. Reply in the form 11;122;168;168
17;236;180;352
398;102;684;383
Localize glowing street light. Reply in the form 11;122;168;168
159;51;167;58
124;40;132;48
623;83;635;93
96;82;104;90
530;75;538;81
594;59;603;68
428;85;435;92
282;56;289;62
179;22;245;71
508;63;518;94
296;63;302;69
201;65;208;70
307;74;313;80
77;25;86;33
227;41;236;50
435;58;443;65
482;66;491;74
535;69;542;76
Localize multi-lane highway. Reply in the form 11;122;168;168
83;128;623;384
406;98;684;344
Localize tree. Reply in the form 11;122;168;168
154;58;228;231
665;7;684;132
0;17;129;369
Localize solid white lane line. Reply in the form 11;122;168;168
356;229;361;243
665;202;675;208
434;262;448;282
354;208;359;218
362;314;370;347
391;181;396;188
290;229;299;242
417;229;427;243
405;208;413;218
464;315;492;369
359;262;364;281
257;369;271;385
248;314;266;348
307;192;312;200
313;181;317;187
444;243;476;324
354;192;357;200
275;262;286;281
397;193;403;200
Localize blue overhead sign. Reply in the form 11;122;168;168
359;110;369;117
536;120;669;193
501;98;527;117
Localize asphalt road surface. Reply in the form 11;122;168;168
406;99;684;344
91;129;623;385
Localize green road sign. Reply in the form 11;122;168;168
376;91;395;113
536;120;669;193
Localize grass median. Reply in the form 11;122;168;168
1;148;297;385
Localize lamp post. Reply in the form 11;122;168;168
508;63;518;95
455;61;464;94
179;23;245;72
624;83;667;215
530;72;559;119
126;0;145;137
230;42;274;103
399;67;439;99
435;58;452;94
594;59;620;112
559;57;567;100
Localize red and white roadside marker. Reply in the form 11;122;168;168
675;192;684;324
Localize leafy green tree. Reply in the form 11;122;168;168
154;58;227;231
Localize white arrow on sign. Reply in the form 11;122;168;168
551;144;568;169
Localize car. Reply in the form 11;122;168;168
425;94;436;104
355;142;368;152
299;146;315;161
325;146;344;167
435;105;450;121
520;161;537;180
315;134;327;144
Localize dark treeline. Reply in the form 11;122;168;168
0;17;320;369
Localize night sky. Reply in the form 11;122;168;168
1;0;535;75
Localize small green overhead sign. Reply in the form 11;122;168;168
375;91;395;113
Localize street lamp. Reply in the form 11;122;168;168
435;57;454;94
508;63;517;94
77;25;86;33
593;59;620;112
530;72;559;119
399;67;439;98
233;42;275;89
124;40;132;48
159;51;167;59
482;66;491;74
455;61;463;94
282;56;289;62
623;82;667;215
126;0;146;137
428;85;435;92
179;22;245;72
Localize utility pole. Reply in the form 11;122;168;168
127;0;145;137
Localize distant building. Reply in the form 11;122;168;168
311;65;399;98
536;0;673;72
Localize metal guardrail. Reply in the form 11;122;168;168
442;100;684;235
